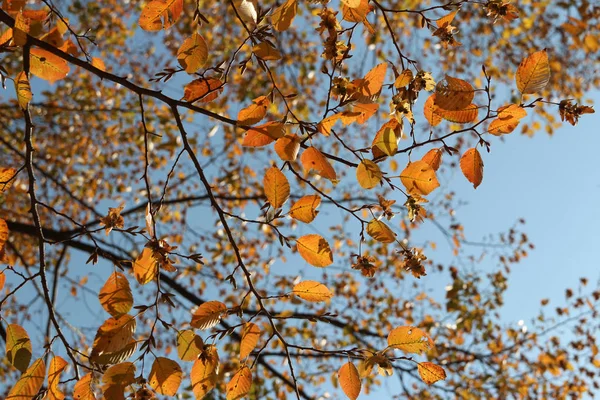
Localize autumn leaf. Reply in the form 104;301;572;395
191;300;227;330
177;33;209;74
417;362;447;385
421;148;443;171
460;147;484;188
226;366;252;400
191;345;219;399
263;166;290;209
434;76;474;111
394;69;413;88
237;95;270;125
356;159;382;189
99;271;133;318
387;326;434;354
366;219;396;243
352;102;379;124
274;134;301;161
357;63;387;99
301;147;337;181
288;195;321;223
423;94;443;126
253;42;281;60
372;120;401;159
358;353;393;377
0;270;5;292
30;48;69;83
317;114;341;136
47;356;68;400
139;0;183;31
149;357;183;396
292;280;333;303
15;71;32;109
133;247;158;285
0;218;9;258
338;362;361;400
516;49;550;94
438;104;479;124
271;0;297;31
7;358;45;399
296;234;333;267
73;374;95;400
488;104;527;135
177;330;204;361
91;57;106;71
400;160;440;196
90;314;136;362
13;12;29;47
0;167;17;193
240;322;261;359
242;121;286;147
183;78;224;103
6;323;32;373
341;0;361;8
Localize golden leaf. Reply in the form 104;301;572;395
421;148;443;171
356;160;382;189
30;48;69;83
357;63;387;98
148;357;183;396
237;95;270;125
98;271;133;318
177;33;209;74
73;374;95;400
338;362;361;400
15;71;32;109
292;280;333;303
191;300;227;330
271;0;297;32
240;322;261;359
7;358;45;399
6;324;32;373
133;248;158;285
191;345;219;399
387;326;434;354
372;120;401;159
90;315;136;362
0;167;17;193
288;195;321;223
183;78;223;103
516;49;550;94
47;356;68;400
423;94;443;126
399;160;440;196
253;42;281;60
394;69;413;88
300;147;337;181
417;362;447;385
263;166;290;209
177;330;204;361
274;134;301;161
366;220;396;243
242;121;285;147
459;147;484;188
296;234;333;267
434;76;474;111
226;366;252;400
139;0;183;31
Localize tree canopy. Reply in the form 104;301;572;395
0;0;598;398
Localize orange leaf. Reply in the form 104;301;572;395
149;357;183;396
356;160;382;189
288;195;321;223
358;63;387;98
436;8;459;27
263;166;290;209
15;70;32;109
300;147;337;181
372;119;401;159
387;326;434;354
338;362;361;400
488;104;527;135
237;96;270;125
183;78;223;103
271;0;297;31
417;362;447;385
438;104;479;123
177;33;209;74
296;234;333;267
253;42;281;60
366;219;396;243
91;57;106;72
48;356;68;400
90;315;136;362
343;0;372;24
240;322;261;359
91;340;137;366
293;280;333;303
177;330;204;361
0;218;9;257
243;122;285;147
99;271;133;318
191;345;219;399
0;167;17;192
317;114;341;136
13;12;29;47
139;0;183;31
7;358;45;399
73;373;95;400
102;362;136;396
6;323;32;373
516;49;550;94
400;160;440;196
0;270;5;292
434;76;474;111
352;102;379;124
421;148;443;171
226;366;252;400
191;300;227;330
423;94;443;126
459;147;484;188
133;247;158;285
394;69;413;88
340;0;361;8
274;134;300;161
30;48;69;83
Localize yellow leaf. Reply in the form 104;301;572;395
288;195;321;223
191;345;219;399
240;322;261;359
399;160;440;196
149;357;183;396
488;104;527;135
15;71;32;110
102;362;136;386
366;220;396;243
13;12;29;47
438;104;479;123
47;356;68;400
0;271;5;292
358;63;387;98
387;326;434;354
252;42;281;60
340;0;361;8
237;95;270;125
90;315;136;362
417;362;447;385
99;271;133;318
423;94;443;127
342;0;372;26
6;324;32;373
436;8;458;27
7;358;45;399
139;0;183;31
300;147;337;181
434;76;474;111
296;234;333;267
356;160;382;189
293;280;333;303
177;33;209;74
0;167;17;192
421;148;442;171
0;218;9;261
317;114;341;136
242;122;285;147
91;340;137;366
274;134;300;161
226;366;252;400
30;48;69;83
271;0;297;32
191;300;227;330
133;247;158;285
371;126;397;157
394;69;413;88
177;330;204;362
73;373;95;400
459;147;484;189
263;166;290;209
352;102;379;124
338;362;361;400
91;57;106;72
516;49;550;94
183;78;224;103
